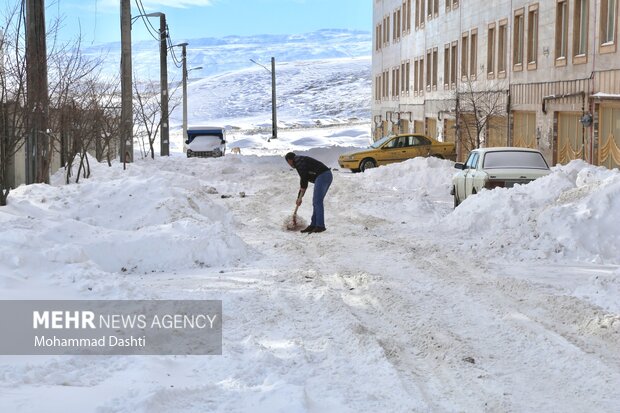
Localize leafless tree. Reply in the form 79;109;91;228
0;3;28;206
455;76;508;154
133;76;181;159
1;1;123;199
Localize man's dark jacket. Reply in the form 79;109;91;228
292;156;329;189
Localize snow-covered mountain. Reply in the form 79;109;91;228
86;29;371;79
86;29;373;133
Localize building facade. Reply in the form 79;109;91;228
372;0;620;167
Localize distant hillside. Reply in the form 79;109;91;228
84;29;372;131
173;56;372;130
85;29;371;79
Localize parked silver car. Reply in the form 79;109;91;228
451;147;550;207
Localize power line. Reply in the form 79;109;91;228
166;29;184;69
133;0;160;41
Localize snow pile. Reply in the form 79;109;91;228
0;159;250;287
443;160;620;264
537;162;620;263
363;156;456;192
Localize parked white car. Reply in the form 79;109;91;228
451;147;550;207
185;126;227;158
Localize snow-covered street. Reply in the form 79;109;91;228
1;124;619;412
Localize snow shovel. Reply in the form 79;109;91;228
284;204;306;231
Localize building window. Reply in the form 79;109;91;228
432;47;438;89
414;57;424;95
444;44;451;88
600;0;617;53
555;1;568;65
393;10;398;42
415;0;420;29
513;9;525;70
426;0;439;18
527;4;539;69
415;0;426;29
413;59;419;94
391;68;395;98
470;29;478;80
406;0;412;32
498;19;508;75
487;24;496;78
573;0;588;62
451;42;458;87
383;70;389;99
461;32;469;79
405;60;411;94
401;1;407;35
426;49;432;90
392;67;401;97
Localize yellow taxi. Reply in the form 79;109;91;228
338;134;457;172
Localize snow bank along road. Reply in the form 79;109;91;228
0;152;619;412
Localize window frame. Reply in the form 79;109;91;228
432;47;438;89
451;41;458;88
600;0;618;54
555;0;569;66
498;19;508;77
444;43;451;89
470;28;478;80
461;31;469;80
527;3;539;70
513;8;525;71
487;23;496;79
573;0;589;64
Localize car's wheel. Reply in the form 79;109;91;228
187;152;192;158
453;193;460;208
359;158;376;172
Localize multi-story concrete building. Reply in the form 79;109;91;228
372;0;620;168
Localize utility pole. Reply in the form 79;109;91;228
181;44;188;144
178;43;189;143
172;42;201;151
25;0;49;184
250;57;278;141
120;0;133;166
159;14;169;156
271;57;277;140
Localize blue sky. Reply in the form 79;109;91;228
45;0;371;45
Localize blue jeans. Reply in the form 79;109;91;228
311;170;333;228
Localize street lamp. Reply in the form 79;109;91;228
172;43;202;147
132;12;170;156
250;57;277;140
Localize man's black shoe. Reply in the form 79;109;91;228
300;226;316;233
312;227;326;233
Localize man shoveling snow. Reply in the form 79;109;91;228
285;152;333;233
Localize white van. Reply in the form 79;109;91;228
185;126;227;158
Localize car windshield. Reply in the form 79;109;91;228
482;151;549;169
370;136;391;149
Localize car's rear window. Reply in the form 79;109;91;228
482;151;549;169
